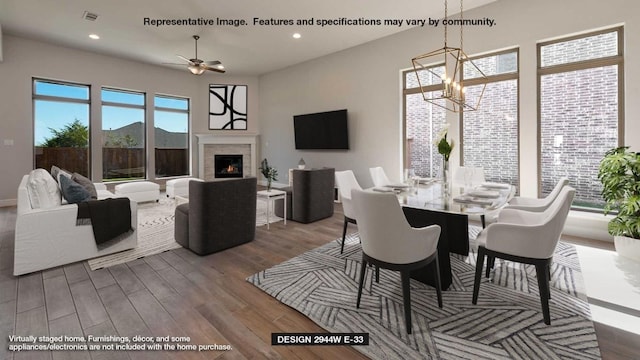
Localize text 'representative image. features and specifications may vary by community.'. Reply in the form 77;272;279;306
142;17;497;28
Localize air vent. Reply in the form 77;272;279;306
82;11;99;21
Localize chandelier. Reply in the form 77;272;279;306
411;0;487;113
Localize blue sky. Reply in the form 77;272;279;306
34;81;188;145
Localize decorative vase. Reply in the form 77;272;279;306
267;178;272;191
442;158;451;198
614;235;640;263
298;158;306;169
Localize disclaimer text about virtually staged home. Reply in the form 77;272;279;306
142;17;497;28
7;335;232;352
7;333;371;353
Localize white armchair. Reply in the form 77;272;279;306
369;166;392;187
506;177;569;212
334;170;362;253
352;189;442;334
472;186;576;325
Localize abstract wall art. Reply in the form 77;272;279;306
209;84;247;130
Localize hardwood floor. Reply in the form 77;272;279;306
0;203;638;360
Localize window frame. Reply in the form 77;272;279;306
32;78;92;176
460;48;520;189
101;87;147;181
536;26;624;208
402;63;449;178
153;94;191;178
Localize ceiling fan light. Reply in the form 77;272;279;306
188;65;205;75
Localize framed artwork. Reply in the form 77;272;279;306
209;84;247;130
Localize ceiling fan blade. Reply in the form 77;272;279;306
162;62;189;66
204;66;226;74
176;55;193;64
204;60;221;66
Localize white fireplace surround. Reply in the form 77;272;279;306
196;133;259;180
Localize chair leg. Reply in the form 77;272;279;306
547;262;552;299
356;257;367;308
433;256;443;308
481;214;486;228
485;256;495;278
340;217;348;254
472;247;486;304
535;261;551;325
400;270;412;334
375;265;380;283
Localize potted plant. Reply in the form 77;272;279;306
598;146;640;262
259;158;278;191
434;124;454;195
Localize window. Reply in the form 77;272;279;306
33;79;90;177
404;66;448;178
154;95;189;177
538;27;623;210
462;50;519;187
102;88;146;181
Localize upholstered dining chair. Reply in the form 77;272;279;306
352;189;443;334
334;170;362;253
483;177;570;274
506;177;570;212
472;186;575;325
369;166;392;187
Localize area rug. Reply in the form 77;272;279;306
88;197;282;270
247;231;601;360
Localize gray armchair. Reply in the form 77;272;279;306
174;177;257;255
274;168;335;223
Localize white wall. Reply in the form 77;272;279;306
0;35;259;205
258;0;640;240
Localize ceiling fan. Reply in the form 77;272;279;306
169;35;225;75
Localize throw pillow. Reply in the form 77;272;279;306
26;168;62;209
51;165;61;181
72;173;98;199
59;175;92;204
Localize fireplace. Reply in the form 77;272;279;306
215;155;243;178
197;133;258;181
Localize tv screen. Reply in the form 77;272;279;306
293;109;349;150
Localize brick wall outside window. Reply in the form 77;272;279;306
539;29;620;209
463;79;519;187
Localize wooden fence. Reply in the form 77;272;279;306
35;147;188;179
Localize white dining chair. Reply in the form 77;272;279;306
334;170;362;253
352;189;443;334
369;167;392;187
472;186;575;325
506;177;570;212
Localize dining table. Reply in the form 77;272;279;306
373;180;516;290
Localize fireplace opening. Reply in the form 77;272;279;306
214;155;243;178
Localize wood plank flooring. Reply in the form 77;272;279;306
0;202;638;359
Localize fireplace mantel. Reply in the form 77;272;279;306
196;133;259;179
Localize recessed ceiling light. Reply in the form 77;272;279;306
89;34;100;40
293;33;301;39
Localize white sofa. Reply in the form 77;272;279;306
14;174;138;276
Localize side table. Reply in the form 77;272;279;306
257;189;287;229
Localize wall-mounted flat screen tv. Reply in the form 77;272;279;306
293;109;349;150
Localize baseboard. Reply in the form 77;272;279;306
0;198;17;207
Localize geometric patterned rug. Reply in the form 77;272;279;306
247;231;601;360
87;197;283;270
